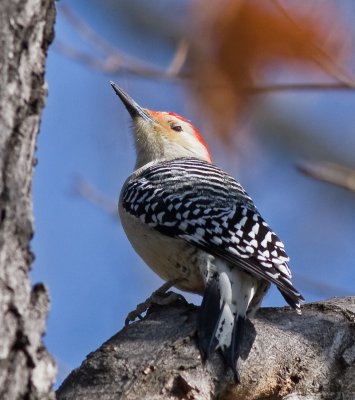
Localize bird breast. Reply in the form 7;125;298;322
119;204;207;294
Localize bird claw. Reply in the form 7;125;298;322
151;291;186;306
124;280;183;326
125;309;144;326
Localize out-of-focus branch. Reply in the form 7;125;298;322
295;273;353;298
73;178;118;217
55;39;175;80
58;4;188;81
297;160;355;192
56;5;355;92
54;39;184;81
274;0;355;88
55;38;355;91
60;4;118;56
247;82;355;92
54;40;355;92
166;39;189;77
60;4;157;68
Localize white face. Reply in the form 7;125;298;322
160;112;199;134
133;110;211;168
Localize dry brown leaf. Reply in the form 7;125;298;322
190;0;349;138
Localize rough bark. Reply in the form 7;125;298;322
0;1;56;399
57;297;355;400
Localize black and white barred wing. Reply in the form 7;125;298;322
122;158;304;307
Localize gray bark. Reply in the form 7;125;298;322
57;297;355;400
0;0;56;399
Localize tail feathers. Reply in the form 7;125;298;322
197;275;221;361
278;277;304;315
197;267;253;382
279;289;302;315
221;314;245;383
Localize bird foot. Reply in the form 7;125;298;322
125;280;183;326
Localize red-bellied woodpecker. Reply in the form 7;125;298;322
111;82;304;382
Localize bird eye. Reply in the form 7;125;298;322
171;124;183;132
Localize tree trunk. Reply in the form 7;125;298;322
0;1;56;399
57;297;355;400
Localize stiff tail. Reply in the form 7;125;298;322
221;314;245;382
277;276;304;315
197;275;220;362
279;289;302;315
197;265;257;382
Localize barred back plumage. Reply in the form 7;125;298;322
121;157;303;309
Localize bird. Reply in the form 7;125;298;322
110;81;304;382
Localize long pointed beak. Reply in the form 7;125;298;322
110;81;154;123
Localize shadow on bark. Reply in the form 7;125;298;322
57;296;355;400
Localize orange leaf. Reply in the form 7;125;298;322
189;0;349;138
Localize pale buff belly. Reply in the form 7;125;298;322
119;206;208;294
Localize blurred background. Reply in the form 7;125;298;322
31;0;355;386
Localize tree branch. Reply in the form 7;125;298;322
57;297;355;400
273;0;355;88
72;177;118;217
297;160;355;192
56;5;355;93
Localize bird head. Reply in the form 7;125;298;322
110;82;211;169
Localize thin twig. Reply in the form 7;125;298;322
55;39;355;91
245;82;355;92
55;40;173;80
59;4;118;57
295;273;352;298
57;4;355;93
297;160;355;192
59;4;173;73
274;0;355;88
54;41;355;92
167;40;189;77
73;178;118;217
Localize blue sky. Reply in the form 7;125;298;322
31;1;355;385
